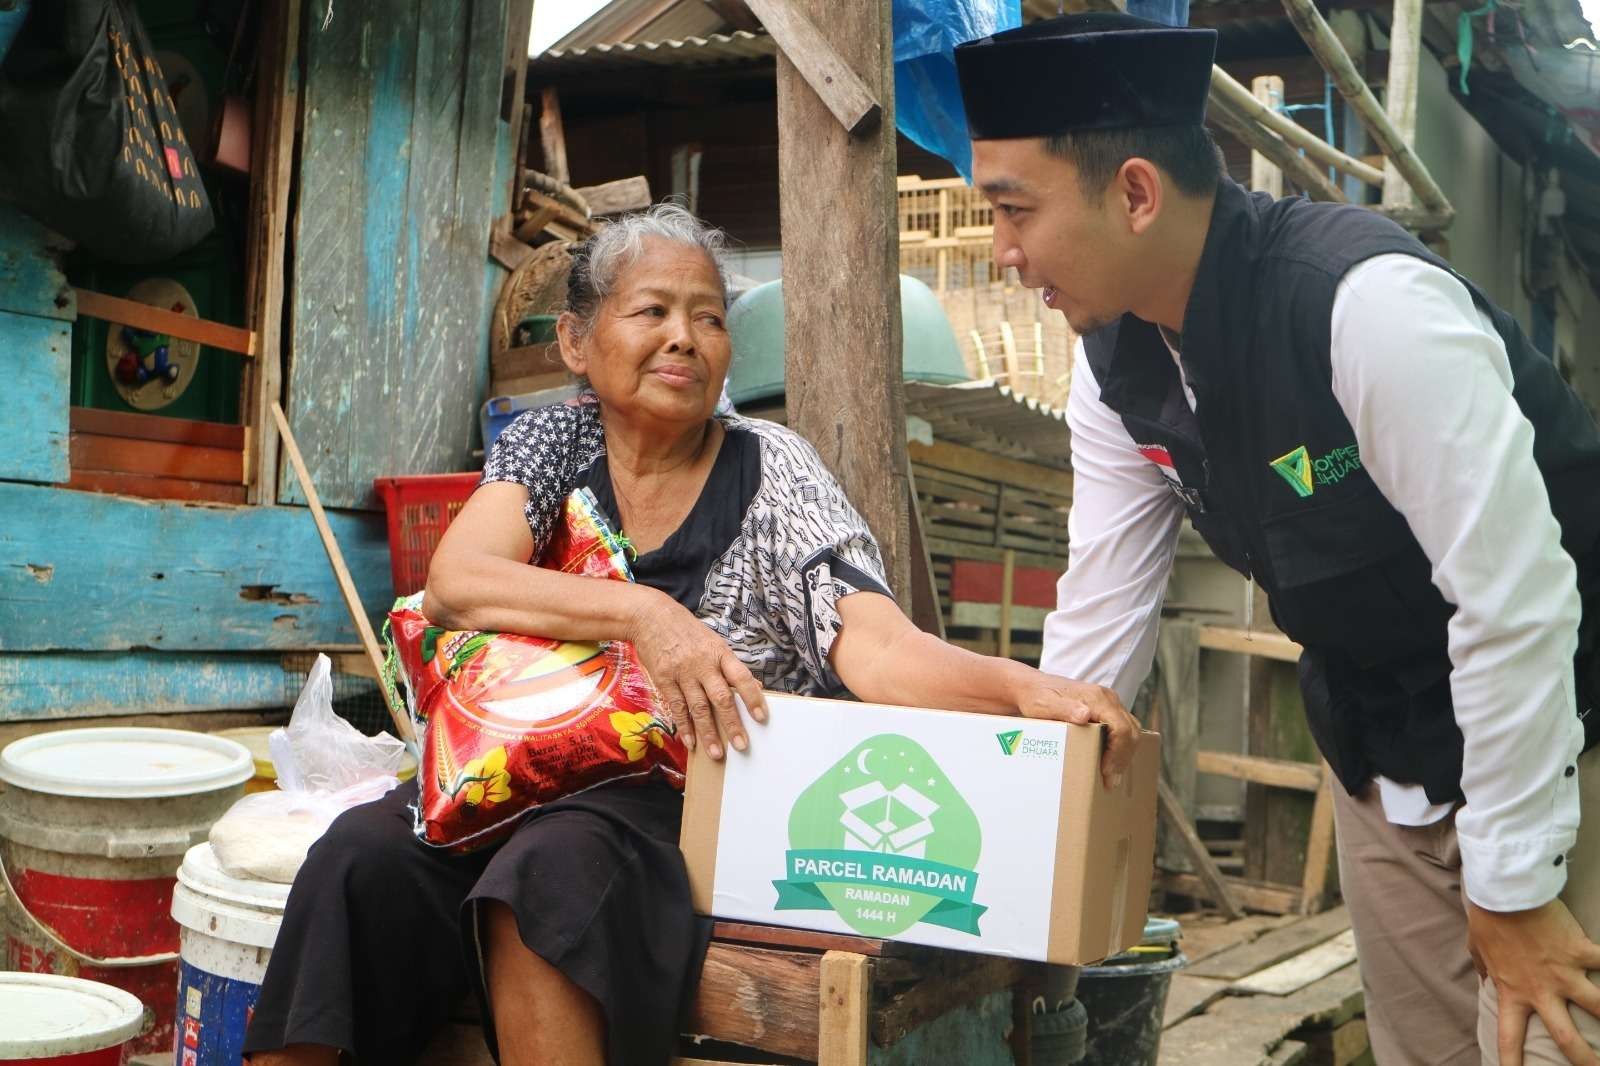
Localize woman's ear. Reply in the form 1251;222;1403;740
555;312;589;376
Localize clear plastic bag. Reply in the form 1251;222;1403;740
209;654;408;883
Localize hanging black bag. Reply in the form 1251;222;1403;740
0;0;214;263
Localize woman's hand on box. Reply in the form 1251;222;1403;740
1014;674;1140;791
628;588;767;760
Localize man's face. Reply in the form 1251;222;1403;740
971;137;1137;335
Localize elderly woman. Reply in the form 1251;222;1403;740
244;204;1137;1066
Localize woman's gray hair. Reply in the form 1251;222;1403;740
563;203;729;339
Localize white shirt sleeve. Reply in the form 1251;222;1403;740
1330;254;1585;911
1040;342;1184;706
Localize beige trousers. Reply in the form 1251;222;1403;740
1333;745;1600;1064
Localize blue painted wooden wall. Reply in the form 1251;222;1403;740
0;208;73;484
0;0;517;723
282;0;509;510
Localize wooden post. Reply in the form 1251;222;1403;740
501;0;536;235
1382;0;1424;209
775;0;909;602
998;548;1016;660
1249;76;1286;198
1299;761;1338;915
936;187;950;293
1208;89;1344;203
818;951;870;1066
244;0;302;504
539;87;569;184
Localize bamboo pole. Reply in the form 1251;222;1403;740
1277;0;1453;223
1207;90;1346;203
1382;0;1424;208
1211;67;1384;187
1249;76;1286;198
270;402;417;747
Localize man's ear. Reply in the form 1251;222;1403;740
555;312;588;376
1115;157;1164;237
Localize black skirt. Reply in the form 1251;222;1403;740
241;777;710;1066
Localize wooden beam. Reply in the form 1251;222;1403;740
704;0;764;31
746;0;882;134
539;87;569;184
1207;90;1346;203
243;0;299;501
910;439;1073;497
1197;751;1325;793
997;548;1016;659
1382;0;1424;209
1158;776;1246;919
1198;625;1303;662
502;0;536;235
574;175;652;216
686;944;822;1060
818;951;870;1066
1299;761;1338;914
1212;67;1383;187
69;407;245;450
1249;75;1286;198
1161;872;1303;915
74;288;257;357
777;0;908;602
1278;0;1452;223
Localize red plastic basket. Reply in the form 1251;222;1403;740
373;473;481;597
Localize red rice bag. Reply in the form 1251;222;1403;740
384;487;685;851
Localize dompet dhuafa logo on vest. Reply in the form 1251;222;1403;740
772;734;986;938
1269;442;1363;498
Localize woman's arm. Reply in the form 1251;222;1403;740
830;591;1140;788
425;482;766;760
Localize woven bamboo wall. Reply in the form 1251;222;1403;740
898;176;1077;410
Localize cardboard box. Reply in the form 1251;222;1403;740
680;693;1160;965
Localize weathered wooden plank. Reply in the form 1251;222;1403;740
1186;908;1350;981
1172;914;1300;967
1;311;70;484
1161;874;1301;916
73;289;257;357
1198;625;1303;662
285;0;504;510
1232;930;1358;997
1196;751;1324;793
1302;1017;1370;1066
1269;1040;1309;1065
1165;974;1231;1028
70;434;243;484
685;943;821;1060
1159;777;1245;920
64;470;249;506
0;653;289;721
70;408;245;449
0;205;72;321
911;440;1073;497
0;482;392;653
871;955;1019;1048
1158;965;1362;1066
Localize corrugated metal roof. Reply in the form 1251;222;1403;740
545;0;730;53
531;29;777;72
904;380;1072;470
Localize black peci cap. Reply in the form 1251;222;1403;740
955;13;1218;140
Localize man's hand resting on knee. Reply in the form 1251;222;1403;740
1467;898;1600;1066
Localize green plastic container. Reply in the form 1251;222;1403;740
724;274;970;406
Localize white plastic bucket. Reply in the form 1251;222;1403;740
169;842;290;1065
0;728;253;1055
0;971;145;1064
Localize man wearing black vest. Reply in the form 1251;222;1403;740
955;13;1600;1065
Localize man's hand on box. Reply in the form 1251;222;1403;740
1014;674;1140;790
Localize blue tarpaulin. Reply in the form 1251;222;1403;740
891;0;1190;180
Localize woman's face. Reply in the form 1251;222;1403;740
558;238;730;427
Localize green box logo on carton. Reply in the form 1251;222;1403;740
772;734;986;938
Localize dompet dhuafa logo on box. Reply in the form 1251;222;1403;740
772;734;985;938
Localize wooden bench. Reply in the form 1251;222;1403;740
422;921;1047;1065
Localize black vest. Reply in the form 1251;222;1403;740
1084;179;1600;803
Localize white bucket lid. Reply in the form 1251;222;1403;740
0;727;254;799
177;843;292;910
0;972;145;1058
